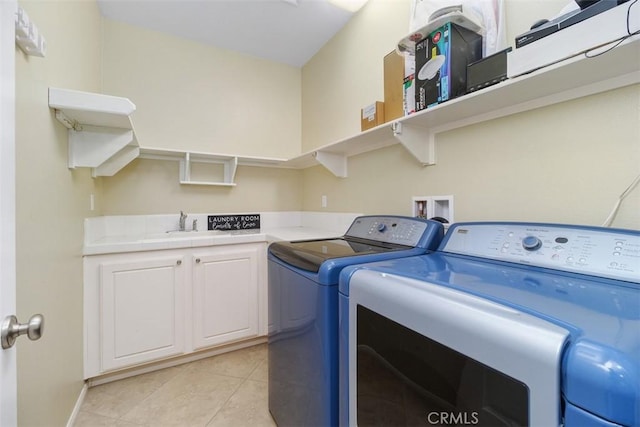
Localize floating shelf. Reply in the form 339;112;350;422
48;87;139;177
139;148;286;186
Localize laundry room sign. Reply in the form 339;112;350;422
208;214;261;231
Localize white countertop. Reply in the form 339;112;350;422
83;227;343;255
83;212;357;255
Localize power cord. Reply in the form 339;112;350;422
585;0;639;58
602;172;640;227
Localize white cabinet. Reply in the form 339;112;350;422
98;254;186;372
192;244;263;349
84;243;267;379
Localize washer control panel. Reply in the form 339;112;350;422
443;223;640;283
345;216;435;247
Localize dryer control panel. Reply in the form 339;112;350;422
345;216;440;248
442;222;640;283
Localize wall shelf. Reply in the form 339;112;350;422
286;32;639;178
139;148;286;186
48;87;139;177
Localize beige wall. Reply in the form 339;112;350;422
15;1;102;425
302;86;640;228
98;18;306;216
101;19;301;159
302;0;411;151
300;0;640;230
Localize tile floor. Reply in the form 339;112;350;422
74;344;277;426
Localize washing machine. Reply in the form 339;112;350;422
268;215;444;427
339;222;640;426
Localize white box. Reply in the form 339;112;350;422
508;2;639;78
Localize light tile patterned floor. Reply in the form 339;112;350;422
74;344;277;427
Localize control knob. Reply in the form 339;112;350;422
522;235;542;251
377;223;387;232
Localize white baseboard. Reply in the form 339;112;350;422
66;382;88;427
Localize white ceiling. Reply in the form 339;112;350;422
96;0;362;67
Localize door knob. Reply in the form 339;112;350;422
1;314;44;350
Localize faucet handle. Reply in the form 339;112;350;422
178;211;188;231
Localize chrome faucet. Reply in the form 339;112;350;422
179;211;187;231
192;219;198;232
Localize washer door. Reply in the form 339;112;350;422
269;238;403;272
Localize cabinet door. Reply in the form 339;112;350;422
100;255;185;372
192;245;259;349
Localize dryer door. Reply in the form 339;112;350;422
346;269;569;427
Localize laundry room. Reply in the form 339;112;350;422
2;0;639;425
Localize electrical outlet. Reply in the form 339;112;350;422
321;195;327;208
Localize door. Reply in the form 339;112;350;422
0;0;17;424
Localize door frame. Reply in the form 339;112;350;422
0;0;18;425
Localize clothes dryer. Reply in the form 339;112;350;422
339;222;639;426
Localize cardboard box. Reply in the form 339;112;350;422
361;101;385;131
383;51;405;122
403;75;415;116
404;53;416;116
415;22;482;111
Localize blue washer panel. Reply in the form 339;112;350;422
268;217;444;426
268;245;439;426
268;254;338;426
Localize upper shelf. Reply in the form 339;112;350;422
288;31;639;177
49;87;140;177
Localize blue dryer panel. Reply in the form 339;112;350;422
338;251;640;426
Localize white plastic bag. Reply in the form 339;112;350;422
409;0;507;56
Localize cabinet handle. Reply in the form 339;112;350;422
195;258;201;264
176;260;182;266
